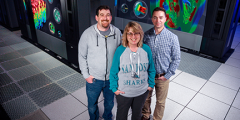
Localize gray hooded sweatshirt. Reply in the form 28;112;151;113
78;24;122;80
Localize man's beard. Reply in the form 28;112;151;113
101;20;110;28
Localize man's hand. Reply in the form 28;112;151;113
157;76;167;81
147;87;153;91
114;90;125;95
86;75;94;83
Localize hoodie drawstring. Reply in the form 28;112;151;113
96;34;98;46
114;31;116;39
97;31;116;46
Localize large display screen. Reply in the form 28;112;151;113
117;0;207;35
31;0;65;41
117;0;152;24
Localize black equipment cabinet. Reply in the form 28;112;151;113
0;0;19;30
200;0;240;62
66;0;116;68
13;0;37;43
7;0;116;71
65;0;91;68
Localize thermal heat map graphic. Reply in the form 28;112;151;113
150;0;206;33
135;2;147;15
49;22;55;34
133;1;148;18
31;0;46;29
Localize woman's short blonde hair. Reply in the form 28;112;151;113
122;21;144;47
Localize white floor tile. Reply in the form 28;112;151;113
112;96;119;119
98;96;119;120
170;69;182;81
41;95;87;120
152;87;156;95
72;110;103;120
98;92;104;102
72;110;89;120
233;37;240;41
234;35;240;40
199;82;237;105
209;71;240;91
168;82;197;106
217;64;240;79
71;87;88;106
97;101;105;119
225;58;240;68
3;26;240;120
162;99;184;120
149;93;157;115
10;42;33;50
24;51;51;63
175;108;210;120
71;86;104;106
187;93;230;120
231;41;240;49
235;46;240;52
233;36;240;41
0;46;14;55
1;33;20;40
172;72;206;91
225;107;240;120
232;92;240;109
234;49;240;54
237;43;240;48
233;35;240;40
127;114;132;120
230;52;240;60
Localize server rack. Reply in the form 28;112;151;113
0;0;19;30
14;0;38;43
14;0;116;71
200;0;240;62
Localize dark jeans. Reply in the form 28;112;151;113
116;90;149;120
86;79;114;120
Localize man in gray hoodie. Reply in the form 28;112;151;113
78;5;122;120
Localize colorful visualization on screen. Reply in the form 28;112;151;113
150;0;206;33
48;0;53;4
53;8;62;24
22;0;30;24
134;1;148;18
121;4;128;13
58;30;62;38
31;0;46;30
23;0;27;10
49;22;55;34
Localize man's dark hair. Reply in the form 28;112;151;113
96;5;112;16
152;7;166;17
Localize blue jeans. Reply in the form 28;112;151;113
86;78;114;120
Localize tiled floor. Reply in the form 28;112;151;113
0;25;240;120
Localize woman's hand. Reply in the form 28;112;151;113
147;87;153;91
114;90;125;95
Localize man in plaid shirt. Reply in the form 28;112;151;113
141;7;181;120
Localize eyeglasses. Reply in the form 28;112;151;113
127;32;140;37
